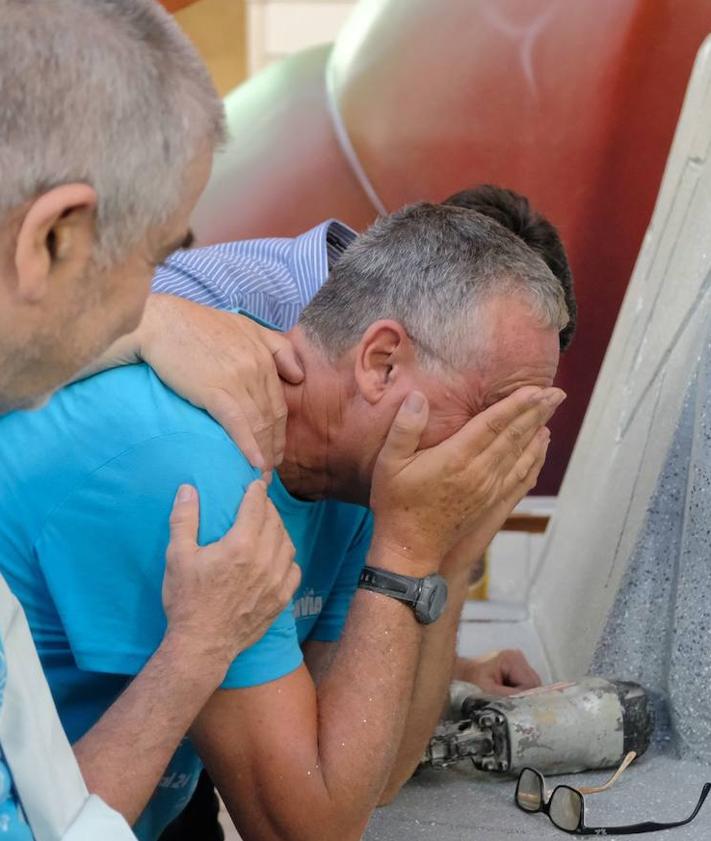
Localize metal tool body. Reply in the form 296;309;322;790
423;678;654;775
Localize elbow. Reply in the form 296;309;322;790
377;763;414;807
377;782;403;808
313;815;369;841
258;807;368;841
288;821;366;841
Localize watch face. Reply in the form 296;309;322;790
417;575;448;624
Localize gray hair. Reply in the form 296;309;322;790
0;0;225;262
300;203;569;370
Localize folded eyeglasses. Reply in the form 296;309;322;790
515;752;711;835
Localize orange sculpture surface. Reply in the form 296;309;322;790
160;0;199;12
193;0;711;492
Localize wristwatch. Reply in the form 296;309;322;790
358;565;448;624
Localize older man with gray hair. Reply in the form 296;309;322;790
0;1;311;837
0;200;567;840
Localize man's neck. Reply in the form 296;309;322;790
276;328;367;505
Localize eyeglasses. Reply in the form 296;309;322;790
515;752;711;835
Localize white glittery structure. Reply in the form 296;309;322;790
592;353;711;761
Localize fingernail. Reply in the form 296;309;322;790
176;484;195;502
404;392;425;413
546;390;567;407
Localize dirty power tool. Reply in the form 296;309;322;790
422;677;654;776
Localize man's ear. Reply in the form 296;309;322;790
14;183;97;303
354;320;418;405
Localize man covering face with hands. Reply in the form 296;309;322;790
0;201;567;841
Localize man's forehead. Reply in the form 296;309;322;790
463;326;561;410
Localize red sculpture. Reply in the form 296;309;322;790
193;0;711;492
160;0;198;12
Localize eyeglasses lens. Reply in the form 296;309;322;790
517;769;543;812
549;787;583;832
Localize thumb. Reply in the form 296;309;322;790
267;335;304;384
168;484;200;555
380;392;429;462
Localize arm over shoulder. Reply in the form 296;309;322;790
34;430;266;676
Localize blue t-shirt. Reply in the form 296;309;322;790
0;644;33;839
0;357;371;839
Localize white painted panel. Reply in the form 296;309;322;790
529;36;711;680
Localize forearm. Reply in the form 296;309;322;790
379;564;471;803
73;294;189;380
72;298;158;379
74;633;226;824
314;590;421;826
209;542;424;841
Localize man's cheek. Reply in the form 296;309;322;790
418;415;465;450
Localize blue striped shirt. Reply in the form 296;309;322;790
152;220;356;324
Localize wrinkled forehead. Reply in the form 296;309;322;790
460;297;561;409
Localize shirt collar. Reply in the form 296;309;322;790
289;219;357;304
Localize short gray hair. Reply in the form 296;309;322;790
0;0;224;262
300;203;569;371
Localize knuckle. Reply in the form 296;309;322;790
452;452;472;474
205;387;236;413
485;417;504;436
505;424;524;446
477;472;497;499
165;544;181;565
251;419;272;436
390;419;411;438
168;508;186;527
515;463;531;483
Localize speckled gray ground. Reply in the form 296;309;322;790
365;750;711;840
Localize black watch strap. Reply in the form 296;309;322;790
358;565;423;607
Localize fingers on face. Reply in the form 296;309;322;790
381;391;430;462
460;387;565;458
500;426;551;498
480;394;556;482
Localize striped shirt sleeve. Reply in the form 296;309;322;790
152;220;356;330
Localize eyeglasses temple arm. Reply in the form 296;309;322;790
578;751;637;795
580;782;711;835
